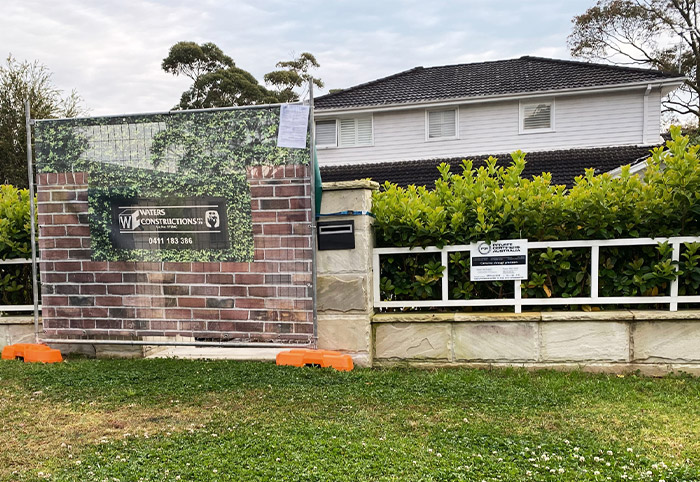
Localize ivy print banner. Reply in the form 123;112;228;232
34;107;309;262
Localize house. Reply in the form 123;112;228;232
314;56;684;187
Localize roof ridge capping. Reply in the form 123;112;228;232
411;56;520;71
519;55;682;78
318;65;425;99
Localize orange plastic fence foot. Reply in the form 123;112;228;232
24;345;63;363
322;353;354;371
276;348;353;371
2;343;34;360
275;351;306;367
1;343;62;363
1;345;17;360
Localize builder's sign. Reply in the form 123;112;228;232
470;239;528;281
109;196;229;250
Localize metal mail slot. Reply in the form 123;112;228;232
318;220;355;250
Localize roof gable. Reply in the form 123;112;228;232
315;56;681;110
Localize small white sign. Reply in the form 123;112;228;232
470;239;528;281
277;104;310;149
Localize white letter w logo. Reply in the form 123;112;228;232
119;215;132;229
118;209;139;231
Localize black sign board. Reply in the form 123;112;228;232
471;255;527;267
109;196;229;250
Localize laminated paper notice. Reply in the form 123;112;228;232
277;104;310;149
470;239;528;281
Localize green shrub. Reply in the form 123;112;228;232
373;127;700;305
0;184;37;307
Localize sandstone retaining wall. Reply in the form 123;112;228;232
372;311;700;375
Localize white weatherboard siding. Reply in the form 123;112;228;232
644;88;662;144
316;88;660;166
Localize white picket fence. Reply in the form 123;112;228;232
373;237;700;313
0;258;40;312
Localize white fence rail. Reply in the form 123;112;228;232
373;237;700;313
0;258;40;312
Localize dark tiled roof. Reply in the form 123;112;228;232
319;145;658;189
315;56;681;110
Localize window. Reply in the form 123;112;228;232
314;116;373;148
426;109;458;140
520;100;554;133
339;116;373;147
315;120;337;147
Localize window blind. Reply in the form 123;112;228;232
522;103;552;130
339;117;372;147
315;120;337;146
428;109;456;138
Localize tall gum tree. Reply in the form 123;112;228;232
162;42;323;109
264;52;324;103
568;0;699;123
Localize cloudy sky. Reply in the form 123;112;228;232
3;0;595;116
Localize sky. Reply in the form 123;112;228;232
2;0;596;117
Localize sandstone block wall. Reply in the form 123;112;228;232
372;311;700;375
0;316;37;347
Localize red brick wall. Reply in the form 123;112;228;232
37;165;313;344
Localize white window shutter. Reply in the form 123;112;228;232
428;109;456;138
356;117;373;145
338;117;373;147
428;111;443;138
339;118;356;146
315;120;336;146
522;103;552;130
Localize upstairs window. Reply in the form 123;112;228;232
315;120;337;147
426;109;458;140
520;100;554;133
339;116;373;147
315;116;373;148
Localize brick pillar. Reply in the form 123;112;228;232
316;180;378;367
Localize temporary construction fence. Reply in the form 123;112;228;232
374;237;700;313
33;104;317;346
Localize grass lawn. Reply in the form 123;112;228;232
1;359;699;481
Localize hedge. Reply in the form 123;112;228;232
373;127;700;306
0;184;36;307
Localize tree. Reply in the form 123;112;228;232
264;52;324;102
178;66;282;109
568;0;699;121
0;54;83;188
161;41;235;81
162;42;323;109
